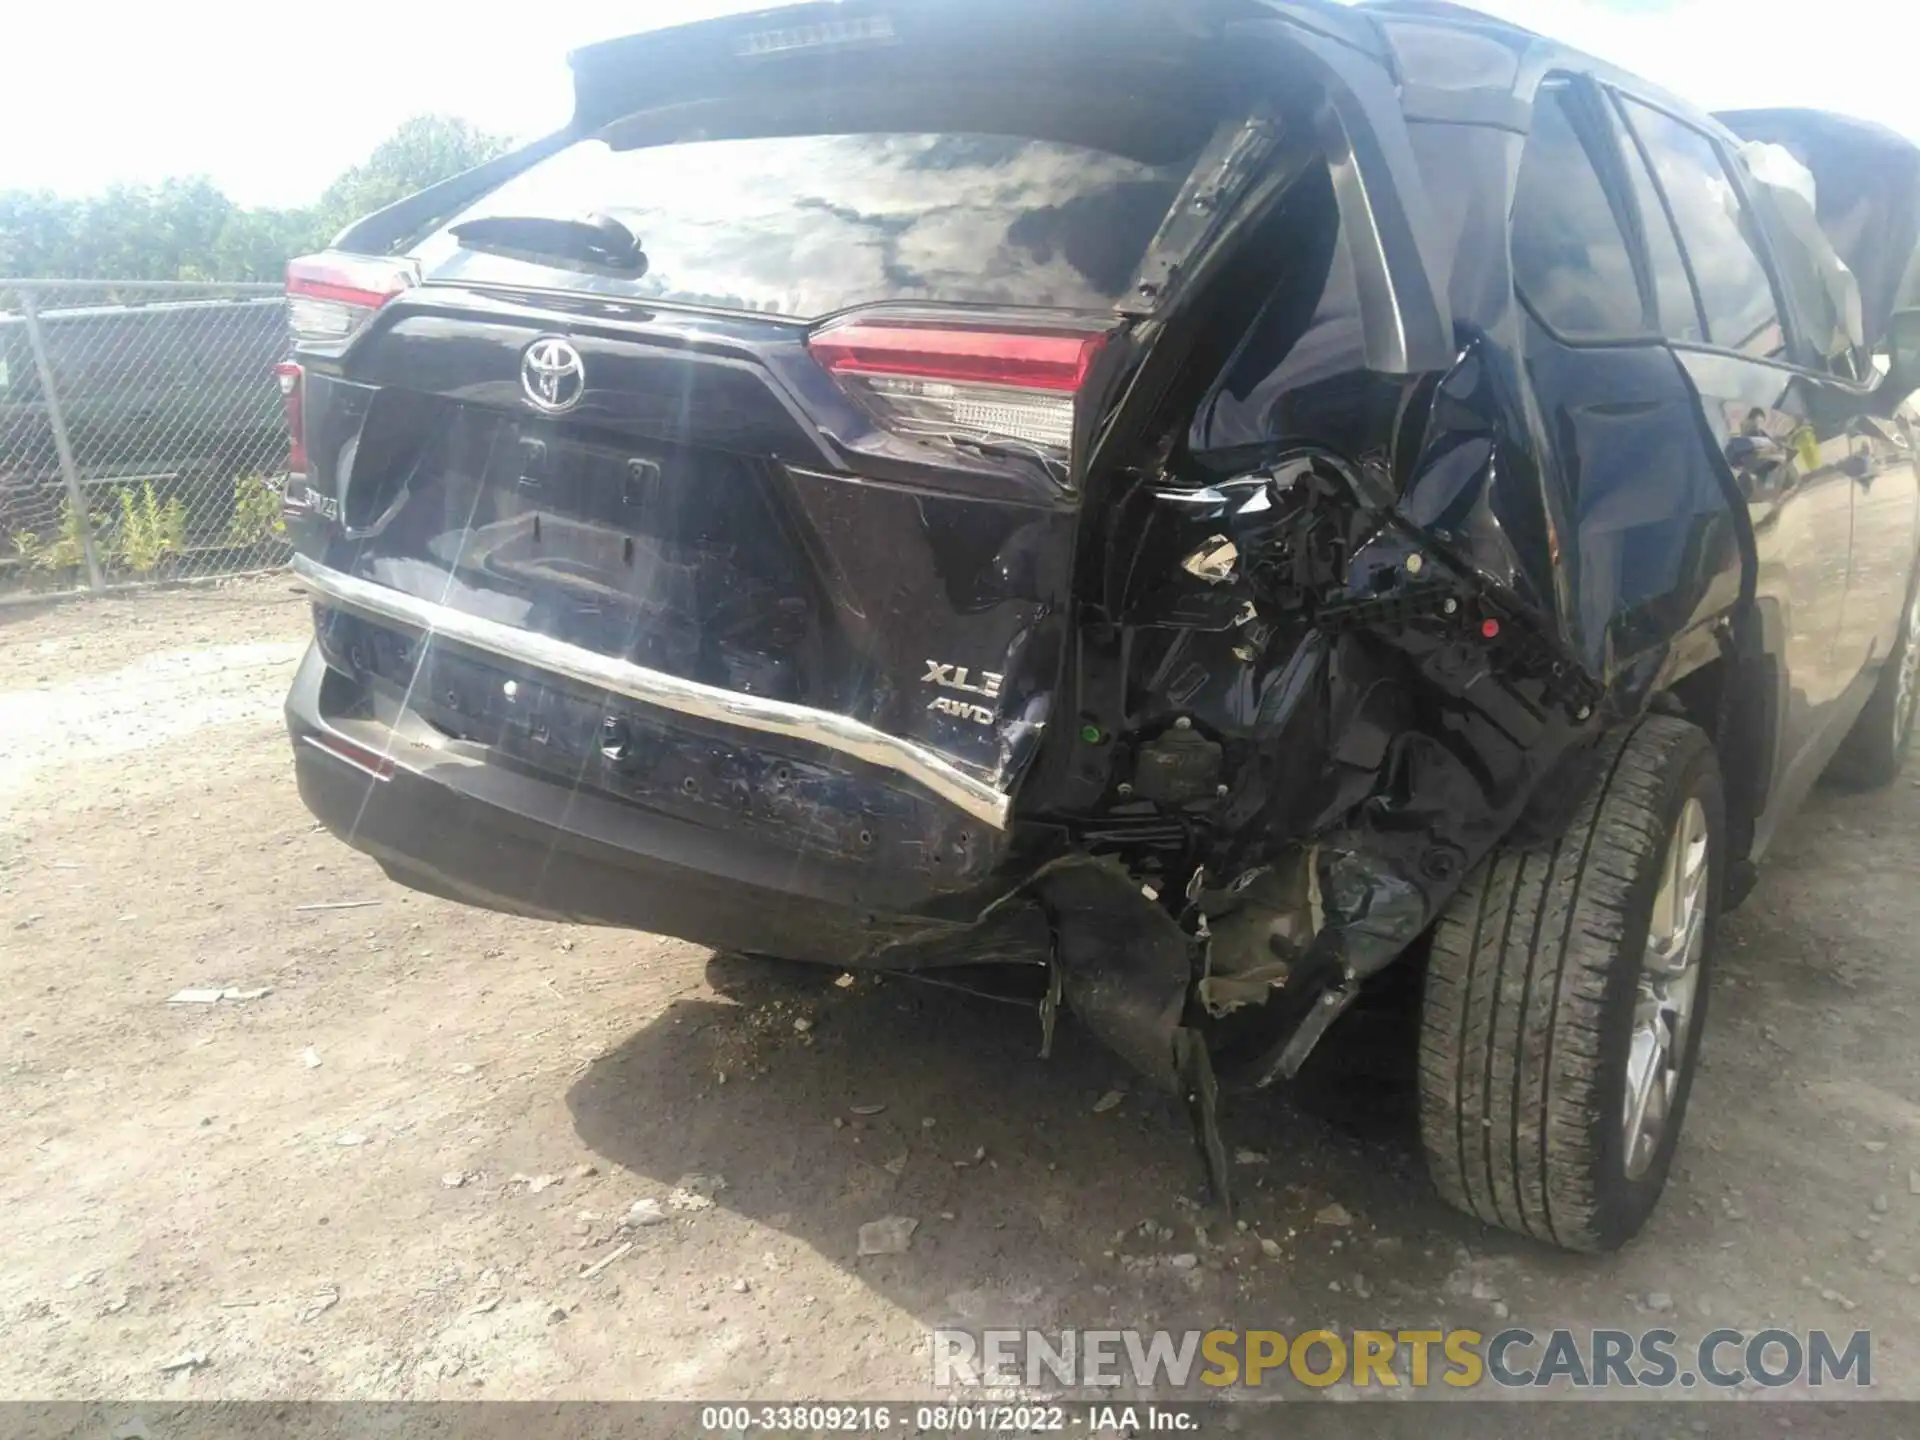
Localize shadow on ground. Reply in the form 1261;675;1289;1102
564;777;1920;1399
565;949;1568;1348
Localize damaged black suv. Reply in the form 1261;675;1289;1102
281;0;1920;1251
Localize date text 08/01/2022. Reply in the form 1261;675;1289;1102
696;1404;1191;1433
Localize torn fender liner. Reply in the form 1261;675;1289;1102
1031;859;1231;1211
1034;860;1191;1086
1219;615;1593;1085
1123;445;1605;1091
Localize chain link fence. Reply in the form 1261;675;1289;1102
0;280;291;594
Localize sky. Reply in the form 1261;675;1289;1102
3;0;1915;208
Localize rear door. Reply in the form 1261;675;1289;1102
1502;77;1746;683
1606;91;1871;845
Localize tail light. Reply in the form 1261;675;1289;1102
807;321;1108;453
274;362;306;477
285;252;417;344
300;731;395;782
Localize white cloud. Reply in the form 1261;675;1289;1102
0;0;761;206
1466;0;1920;141
1;0;1912;207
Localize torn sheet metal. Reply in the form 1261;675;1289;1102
1029;859;1232;1210
1073;403;1605;1102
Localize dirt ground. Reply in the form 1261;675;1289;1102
5;579;1920;1409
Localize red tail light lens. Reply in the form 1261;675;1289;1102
274;361;307;477
300;731;395;782
286;252;417;344
808;321;1108;453
809;324;1106;391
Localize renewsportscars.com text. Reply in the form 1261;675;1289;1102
931;1327;1871;1391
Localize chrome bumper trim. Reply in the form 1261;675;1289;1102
291;555;1012;829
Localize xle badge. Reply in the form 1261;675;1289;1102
923;660;1004;727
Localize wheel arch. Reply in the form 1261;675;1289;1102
1651;602;1773;897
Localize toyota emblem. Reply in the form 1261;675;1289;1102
521;336;585;414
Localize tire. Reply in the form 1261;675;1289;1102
1417;715;1723;1252
1825;583;1920;789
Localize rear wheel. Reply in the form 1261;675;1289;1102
1826;585;1920;789
1417;716;1722;1252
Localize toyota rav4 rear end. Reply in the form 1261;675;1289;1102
285;0;1499;1194
286;0;1229;956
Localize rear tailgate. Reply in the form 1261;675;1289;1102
287;0;1449;843
289;2;1256;824
296;291;1077;827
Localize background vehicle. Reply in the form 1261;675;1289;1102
279;0;1920;1252
0;294;288;560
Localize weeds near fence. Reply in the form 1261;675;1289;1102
13;496;96;573
8;472;289;588
229;473;285;547
115;480;188;575
1;279;291;593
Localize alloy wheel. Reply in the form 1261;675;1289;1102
1622;796;1709;1180
1896;589;1920;746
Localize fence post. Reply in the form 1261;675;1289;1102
18;289;106;592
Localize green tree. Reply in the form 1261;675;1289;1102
0;114;512;285
206;205;327;283
0;190;75;277
314;115;511;239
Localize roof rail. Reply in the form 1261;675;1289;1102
1353;0;1540;37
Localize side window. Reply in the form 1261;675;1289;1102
1620;99;1784;360
1604;96;1704;342
1511;81;1646;339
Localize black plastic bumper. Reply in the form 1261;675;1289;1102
284;643;993;965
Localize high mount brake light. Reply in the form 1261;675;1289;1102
285;252;417;344
808;322;1108;453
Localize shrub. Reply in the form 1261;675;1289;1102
115;480;186;574
14;495;98;573
229;473;285;547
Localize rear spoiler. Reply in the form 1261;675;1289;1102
328;130;577;258
1717;107;1920;347
567;0;1259;134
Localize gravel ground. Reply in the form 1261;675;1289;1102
3;580;1920;1411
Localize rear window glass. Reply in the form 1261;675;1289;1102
413;131;1193;319
1604;95;1705;342
1510;83;1646;339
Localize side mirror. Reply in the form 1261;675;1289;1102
1885;309;1920;397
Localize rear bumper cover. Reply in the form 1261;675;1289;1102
291;554;1012;829
285;640;999;966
